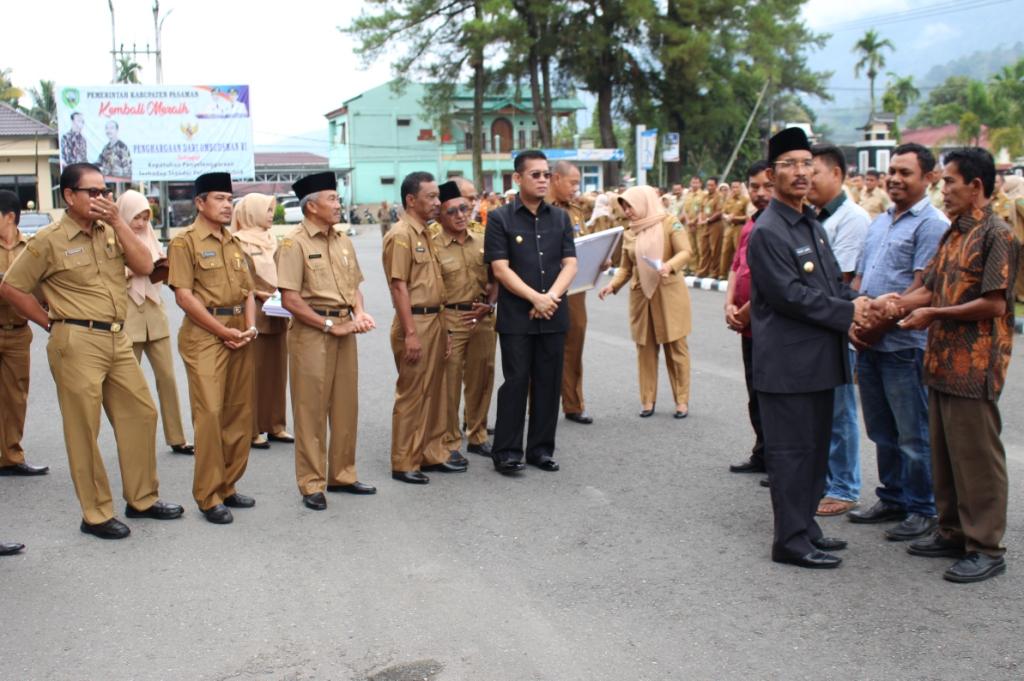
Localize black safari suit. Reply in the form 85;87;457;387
748;198;857;560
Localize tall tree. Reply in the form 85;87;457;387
345;0;497;185
116;56;143;84
28;80;57;127
987;58;1024;156
881;73;920;140
853;29;895;115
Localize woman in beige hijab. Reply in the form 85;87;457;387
117;190;193;455
232;193;292;448
599;185;693;418
1001;176;1024;302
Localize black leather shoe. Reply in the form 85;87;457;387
80;517;131;539
638;406;655;418
201;504;233;524
565;412;593;424
125;500;184;520
223;493;255;508
907;532;966;558
0;462;49;476
729;458;766;474
528;458;560;472
943;552;1006;583
885;513;937;541
327;481;377;495
467;442;493;457
250;439;271;450
772;550;842;569
848;500;906;524
268;431;295;443
170;444;194;455
0;542;24;556
392;470;430;484
812;537;848;552
422;460;468;473
303;492;327;510
493;458;525;474
673;410;688;419
487;427;495;436
759;478;771;488
449;451;469;466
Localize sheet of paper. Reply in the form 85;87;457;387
640;255;662;271
262;291;292;318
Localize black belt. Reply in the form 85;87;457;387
313;307;351;318
56;319;124;333
0;322;27;330
206;306;244;316
410;306;441;315
444;302;477;311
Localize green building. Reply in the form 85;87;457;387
325;82;586;207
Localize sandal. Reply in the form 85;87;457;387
816;497;858;516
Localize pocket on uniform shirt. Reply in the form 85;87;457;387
440;257;460;274
306;260;332;286
196;258;226;285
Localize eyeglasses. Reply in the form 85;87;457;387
774;159;814;171
72;187;112;198
444;204;472;216
526;171;552;180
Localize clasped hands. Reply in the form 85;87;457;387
529;291;560;320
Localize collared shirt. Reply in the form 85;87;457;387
922;206;1018;401
724;195;750;226
484;194;575;334
817;191;869;274
730;214;758;338
703;191;727;224
432;228;488;304
857;195;949;352
682;191;704;223
0;230;28;326
382;212;445;307
61;130;87;165
858;187;891;219
553;199;590;237
277;220;363;308
3;214;128;322
167;217;253;307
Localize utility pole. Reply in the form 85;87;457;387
108;0;117;82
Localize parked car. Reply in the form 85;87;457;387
19;212;53;237
281;197;302;224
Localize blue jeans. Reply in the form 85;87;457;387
857;347;936;516
825;360;861;502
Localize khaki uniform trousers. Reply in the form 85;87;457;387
46;323;160;524
178;316;254;510
929;391;1008;557
719;225;742;280
0;326;31;467
389;313;450;472
697;220;725;279
291;323;358;495
561;292;587;414
637;332;690;407
252;329;289;436
686;225;701;275
133;337;187;447
442;309;496;449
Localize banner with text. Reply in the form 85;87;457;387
662;132;680;163
56;84;255;181
640;128;658;170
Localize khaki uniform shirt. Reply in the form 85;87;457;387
382;213;445;307
682;191;705;226
3;214;128;323
991;191;1012;222
125;299;171;343
553;199;591;237
167;218;253;307
276;220;364;308
0;231;28;326
858;187;891;219
703;191;727;226
724;195;750;226
432;229;488;304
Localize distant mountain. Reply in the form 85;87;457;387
920;42;1024;86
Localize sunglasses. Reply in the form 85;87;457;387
445;204;472;216
72;187;113;198
526;171;552;180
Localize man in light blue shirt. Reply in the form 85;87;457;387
849;143;949;541
809;145;870;517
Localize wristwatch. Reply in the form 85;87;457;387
323;318;334;333
249;325;258;339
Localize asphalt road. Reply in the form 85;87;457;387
3;227;1023;681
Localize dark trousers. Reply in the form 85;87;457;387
493;332;566;463
758;389;834;558
929;390;1007;557
741;336;764;465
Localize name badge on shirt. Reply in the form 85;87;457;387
308;253;322;259
201;250;216;258
415;246;426;253
794;245;812;256
65;247;84;256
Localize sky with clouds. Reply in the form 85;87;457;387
4;0;1015;151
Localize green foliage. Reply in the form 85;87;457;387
273;203;285;225
0;67;24;108
28;80;57;127
853;29;895;115
115;57;142;84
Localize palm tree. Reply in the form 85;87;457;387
0;67;24;107
853;29;895;116
115;56;142;84
882;73;920;140
988;59;1024;157
28;79;57;127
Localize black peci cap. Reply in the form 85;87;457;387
292;172;337;201
438;180;461;204
768;127;811;164
194;172;233;196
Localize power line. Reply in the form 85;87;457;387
822;0;1014;32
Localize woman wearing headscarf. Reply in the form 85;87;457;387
117;190;193;455
232;193;292;449
598;185;693;418
1001;176;1024;302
